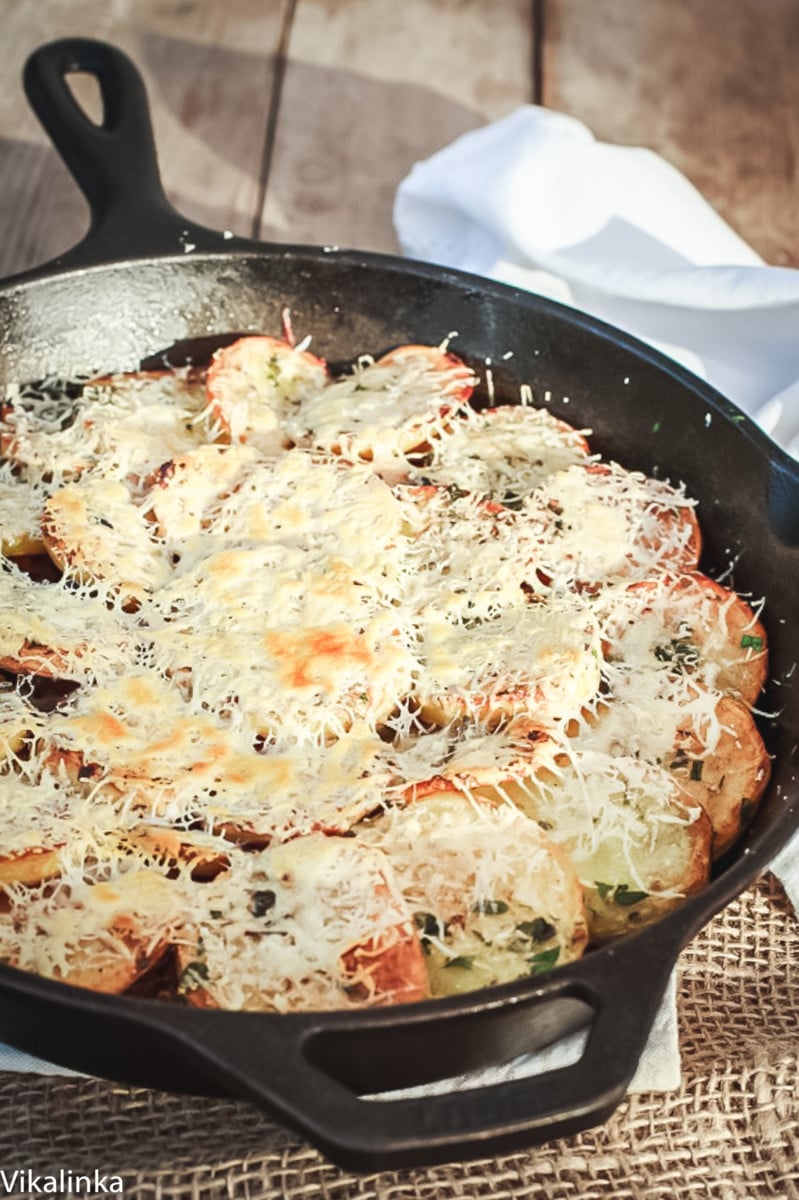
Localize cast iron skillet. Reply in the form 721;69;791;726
0;38;797;1171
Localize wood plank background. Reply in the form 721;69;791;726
0;0;796;277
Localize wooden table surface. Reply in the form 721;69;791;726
1;0;797;282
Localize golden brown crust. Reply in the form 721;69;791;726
0;845;63;887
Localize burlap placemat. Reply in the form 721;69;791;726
0;873;795;1200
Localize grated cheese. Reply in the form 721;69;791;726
0;337;768;1007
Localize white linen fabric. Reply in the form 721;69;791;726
0;106;795;1092
394;106;799;439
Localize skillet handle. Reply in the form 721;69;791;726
22;37;251;272
149;935;678;1171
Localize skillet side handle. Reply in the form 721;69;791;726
152;938;677;1172
22;37;249;272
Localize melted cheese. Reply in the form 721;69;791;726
0;340;764;1008
407;403;591;500
180;835;417;1011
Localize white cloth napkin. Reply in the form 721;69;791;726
393;104;799;1091
395;105;799;438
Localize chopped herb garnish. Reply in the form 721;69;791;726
740;634;764;651
178;960;210;990
527;947;560;973
595;882;648;906
250;889;276;917
414;911;443;938
652;420;661;433
444;956;474;970
655;638;699;671
515;917;556;943
473;899;509;915
690;759;704;782
612;884;649;907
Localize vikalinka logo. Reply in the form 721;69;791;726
0;1168;123;1194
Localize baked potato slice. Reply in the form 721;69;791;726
532;462;701;588
0;475;46;558
56;920;172;994
602;573;767;706
285;343;475;471
206;335;328;452
175;834;428;1012
0;845;63;887
670;694;770;858
406;402;591;502
0;685;42;762
0;559;135;682
505;753;712;943
361;788;588;996
117;826;231;882
570;681;770;861
42;479;171;598
0;868;188;994
2;369;206;483
415;601;602;728
144;443;259;540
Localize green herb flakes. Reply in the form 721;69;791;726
612;884;649;907
515;917;556;943
527;947;560;974
178;960;210;992
473;899;509;915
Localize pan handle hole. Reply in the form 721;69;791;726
303;993;594;1096
65;71;104;127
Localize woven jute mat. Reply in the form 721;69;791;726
0;873;795;1200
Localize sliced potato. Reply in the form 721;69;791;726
144;443;259;540
506;752;712;943
0;845;63;887
42;479;171;597
286;344;475;469
0;685;41;762
206;336;328;452
2;370;206;483
338;923;430;1007
117;826;230;882
670;695;771;858
176;834;427;1012
59;921;171;994
415;601;602;728
361;789;588;996
407;402;591;502
532;463;701;587
0;869;189;994
569;679;770;861
0;476;46;558
602;573;767;706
